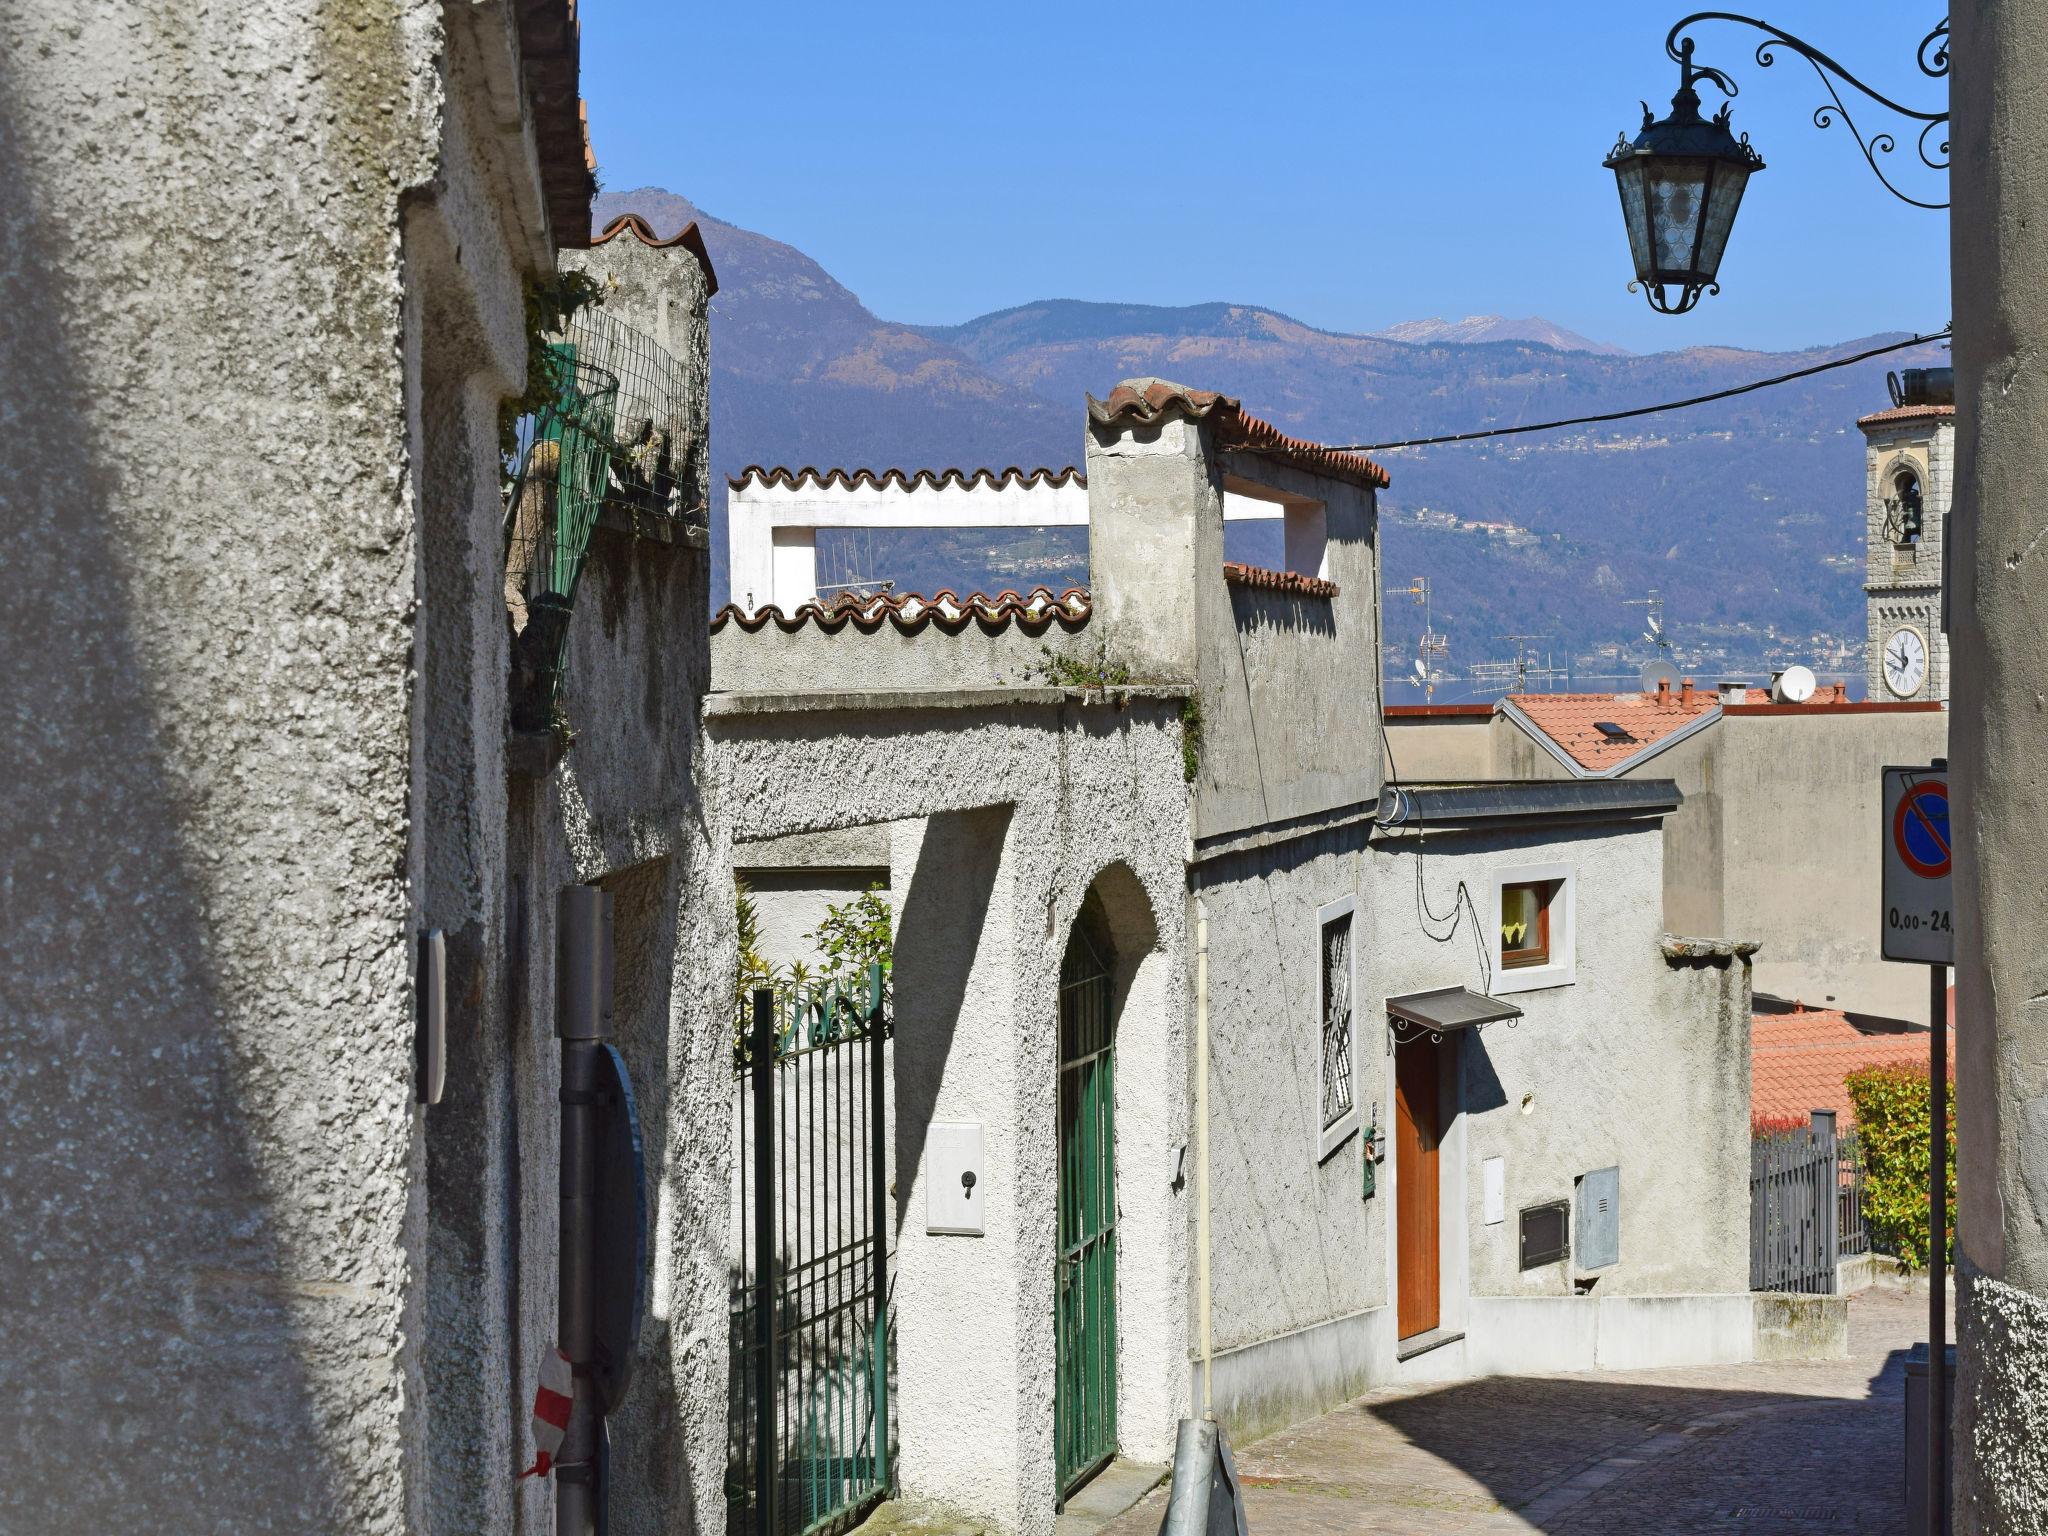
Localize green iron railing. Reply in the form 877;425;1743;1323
1056;919;1118;1496
504;343;618;733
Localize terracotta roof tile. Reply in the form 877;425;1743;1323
592;213;719;295
712;585;1090;637
1086;380;1391;491
1222;562;1340;598
1505;687;1736;771
729;465;1082;494
1752;1008;1953;1128
1857;403;1956;429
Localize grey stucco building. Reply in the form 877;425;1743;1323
710;378;1774;1536
3;9;725;1532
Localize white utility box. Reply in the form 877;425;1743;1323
926;1121;985;1236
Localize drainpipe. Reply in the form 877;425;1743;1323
557;885;613;1536
1195;897;1213;1419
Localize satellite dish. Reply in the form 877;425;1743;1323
1639;660;1678;692
1773;664;1817;704
1413;658;1428;677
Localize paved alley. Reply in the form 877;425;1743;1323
1102;1286;1937;1535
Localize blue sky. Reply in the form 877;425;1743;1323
582;1;1950;354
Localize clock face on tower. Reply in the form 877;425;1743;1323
1883;625;1928;697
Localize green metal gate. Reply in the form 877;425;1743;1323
1055;912;1117;1496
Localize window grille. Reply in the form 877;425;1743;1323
1320;913;1355;1130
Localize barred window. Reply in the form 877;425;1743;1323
1320;911;1355;1132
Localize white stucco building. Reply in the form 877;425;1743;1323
709;379;1779;1536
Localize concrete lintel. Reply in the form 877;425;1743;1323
705;684;1193;717
1660;933;1764;963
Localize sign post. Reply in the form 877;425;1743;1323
1882;762;1951;1536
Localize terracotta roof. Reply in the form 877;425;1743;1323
1753;1007;1953;1129
592;213;719;296
713;586;1090;637
1723;698;1940;717
1505;686;1740;772
1086;380;1391;491
1222;562;1340;598
517;3;596;250
1857;403;1957;429
730;465;1083;494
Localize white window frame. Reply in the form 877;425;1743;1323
1489;862;1576;995
1315;895;1361;1161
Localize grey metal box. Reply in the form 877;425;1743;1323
1577;1166;1620;1270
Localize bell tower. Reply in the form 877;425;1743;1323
1860;368;1955;702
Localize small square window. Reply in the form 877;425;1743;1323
1500;881;1556;970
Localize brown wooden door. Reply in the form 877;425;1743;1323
1395;1036;1441;1340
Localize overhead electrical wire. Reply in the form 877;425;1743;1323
1289;324;1951;456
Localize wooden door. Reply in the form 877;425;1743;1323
1395;1036;1442;1340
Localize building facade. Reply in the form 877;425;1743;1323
709;377;1770;1536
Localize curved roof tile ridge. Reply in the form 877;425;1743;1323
590;213;719;295
1223;561;1341;598
710;585;1091;638
1086;379;1391;490
729;464;1085;493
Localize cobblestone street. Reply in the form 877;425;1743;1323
1102;1286;1939;1535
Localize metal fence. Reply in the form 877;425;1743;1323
728;970;894;1536
1838;1130;1872;1259
1751;1111;1841;1293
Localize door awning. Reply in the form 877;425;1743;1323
1386;986;1523;1041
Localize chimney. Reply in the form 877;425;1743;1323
1720;680;1746;705
1656;677;1671;706
1681;678;1695;705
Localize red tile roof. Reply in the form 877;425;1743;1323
1753;1008;1953;1129
1857;403;1956;429
1086;380;1391;491
1222;562;1340;598
1507;682;1867;771
712;586;1090;637
729;465;1082;494
592;213;719;295
1505;686;1739;771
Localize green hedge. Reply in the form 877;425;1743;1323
1845;1062;1955;1268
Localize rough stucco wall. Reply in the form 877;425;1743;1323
1197;828;1379;1354
713;618;1093;695
1949;4;2048;1527
1200;465;1382;838
1718;710;1947;1020
531;230;725;1535
1367;822;1751;1303
709;697;1191;1536
0;0;464;1527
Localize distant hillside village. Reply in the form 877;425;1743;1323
17;12;1989;1533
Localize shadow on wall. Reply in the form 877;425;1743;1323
890;806;1010;1241
1228;583;1338;638
0;71;345;1530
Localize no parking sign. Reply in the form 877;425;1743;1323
1882;765;1953;964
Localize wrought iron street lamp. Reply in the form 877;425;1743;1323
1605;38;1765;315
1607;13;1950;314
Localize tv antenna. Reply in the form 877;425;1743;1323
1623;590;1674;656
1386;576;1451;701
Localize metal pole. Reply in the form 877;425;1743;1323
557;885;612;1536
1927;959;1949;1536
866;963;890;1492
751;989;778;1536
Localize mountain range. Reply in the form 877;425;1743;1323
594;187;1947;694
